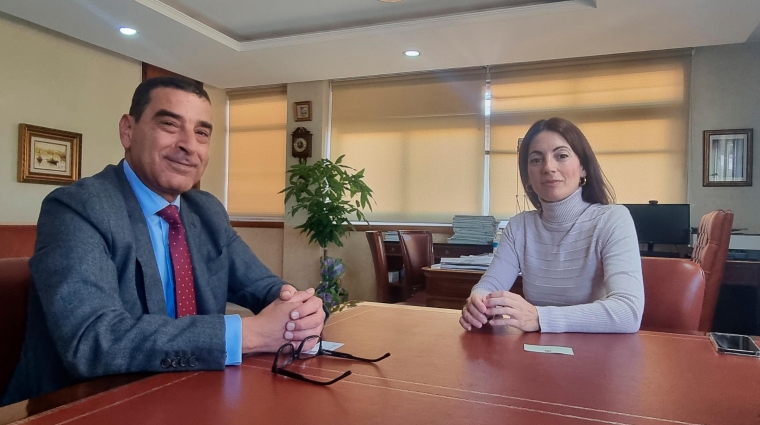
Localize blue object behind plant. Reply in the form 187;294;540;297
316;257;349;312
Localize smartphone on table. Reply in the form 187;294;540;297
709;332;760;357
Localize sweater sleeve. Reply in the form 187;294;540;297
536;206;645;333
471;218;521;297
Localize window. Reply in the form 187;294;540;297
330;51;690;223
227;87;287;217
330;70;486;223
488;53;691;217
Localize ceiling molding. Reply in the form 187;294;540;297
137;0;595;52
135;0;238;50
239;0;595;51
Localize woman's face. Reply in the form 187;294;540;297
526;130;586;203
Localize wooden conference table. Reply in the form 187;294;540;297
3;303;759;425
423;267;524;309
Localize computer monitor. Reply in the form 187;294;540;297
622;204;691;251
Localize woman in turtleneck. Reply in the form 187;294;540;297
460;117;644;334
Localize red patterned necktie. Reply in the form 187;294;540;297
157;205;198;318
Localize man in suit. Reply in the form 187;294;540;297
1;77;325;405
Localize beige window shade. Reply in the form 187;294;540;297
488;54;690;218
331;71;486;223
227;87;287;217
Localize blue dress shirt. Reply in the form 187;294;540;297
123;161;242;365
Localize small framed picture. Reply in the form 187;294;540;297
294;101;312;122
703;129;753;187
18;124;82;185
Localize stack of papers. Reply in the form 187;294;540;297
447;215;497;245
384;231;399;242
439;254;494;271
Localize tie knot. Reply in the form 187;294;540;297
157;205;181;227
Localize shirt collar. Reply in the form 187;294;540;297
123;160;180;220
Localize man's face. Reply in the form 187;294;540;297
119;88;212;202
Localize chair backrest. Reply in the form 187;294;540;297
365;231;390;303
691;210;733;332
397;231;434;292
641;257;705;333
0;225;36;259
0;257;31;396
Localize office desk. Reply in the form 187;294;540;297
718;260;760;335
383;241;492;303
4;303;758;425
384;241;492;273
422;267;523;309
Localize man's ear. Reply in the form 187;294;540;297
119;114;135;149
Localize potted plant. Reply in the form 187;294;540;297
281;155;374;312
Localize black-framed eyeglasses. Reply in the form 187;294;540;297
272;335;390;386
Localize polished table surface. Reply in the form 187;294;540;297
423;267;523;309
5;303;760;425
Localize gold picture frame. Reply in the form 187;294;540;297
294;101;312;122
703;128;753;187
18;124;82;185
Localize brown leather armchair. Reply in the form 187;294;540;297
365;231;392;303
0;225;36;259
398;230;434;302
0;257;31;397
691;210;733;332
641;257;705;333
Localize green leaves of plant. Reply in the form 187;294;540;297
281;156;375;249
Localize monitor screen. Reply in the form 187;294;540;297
622;204;691;245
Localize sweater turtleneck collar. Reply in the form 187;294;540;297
539;187;591;225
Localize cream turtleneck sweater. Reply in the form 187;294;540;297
472;187;644;333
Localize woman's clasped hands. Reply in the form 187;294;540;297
459;291;540;332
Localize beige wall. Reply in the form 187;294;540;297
235;227;284;277
0;15;140;223
688;42;760;233
281;81;331;290
0;14;229;222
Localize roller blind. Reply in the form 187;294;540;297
488;53;690;218
227;87;287;217
330;70;487;222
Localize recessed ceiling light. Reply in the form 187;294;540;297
379;0;404;3
119;27;137;36
404;50;420;57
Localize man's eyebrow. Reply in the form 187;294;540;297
153;109;182;121
153;110;212;131
198;120;213;131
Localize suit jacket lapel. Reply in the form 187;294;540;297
115;161;168;315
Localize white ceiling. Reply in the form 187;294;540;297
2;0;760;89
159;0;562;41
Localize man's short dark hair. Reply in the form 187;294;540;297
129;76;210;121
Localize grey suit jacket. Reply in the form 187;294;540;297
2;161;285;405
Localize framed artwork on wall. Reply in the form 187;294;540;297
18;124;82;185
294;101;312;122
703;129;753;187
